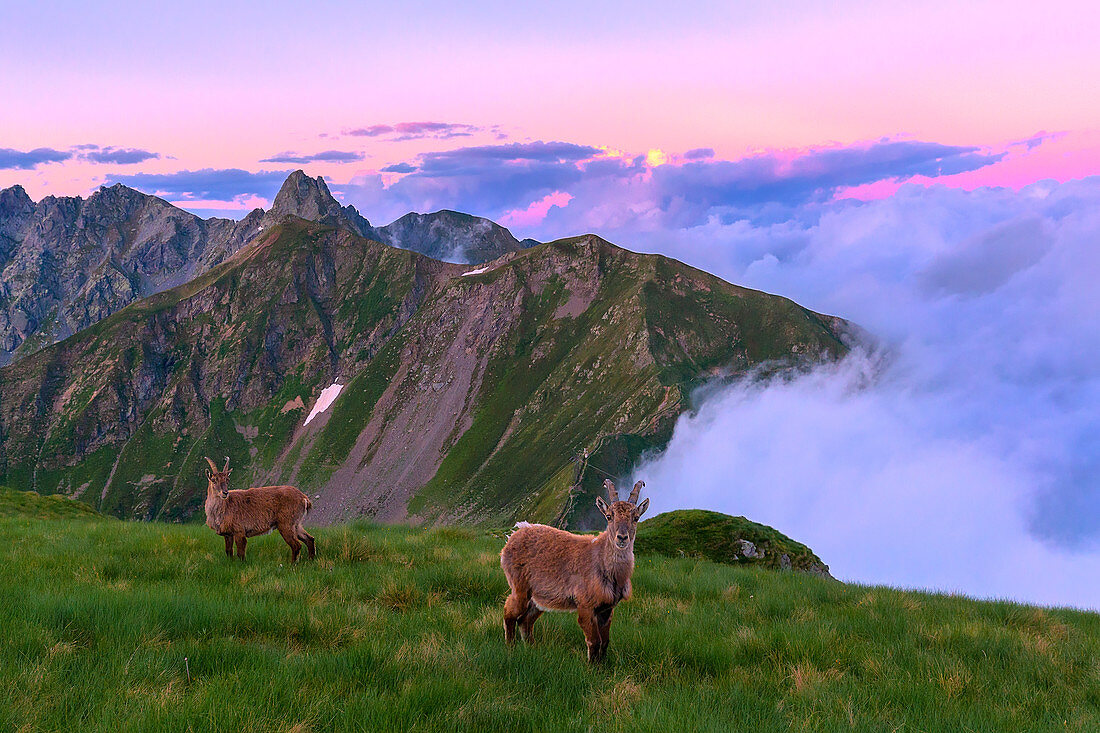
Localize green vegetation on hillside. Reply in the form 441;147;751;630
0;486;104;520
637;509;828;574
2;494;1099;731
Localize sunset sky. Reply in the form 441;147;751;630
3;0;1098;232
4;1;1100;606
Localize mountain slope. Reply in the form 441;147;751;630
0;172;533;364
0;219;850;525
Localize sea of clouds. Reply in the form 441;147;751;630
616;179;1100;609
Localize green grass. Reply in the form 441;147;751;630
3;491;1100;731
0;486;103;520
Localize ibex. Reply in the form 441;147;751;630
203;457;316;562
500;478;649;663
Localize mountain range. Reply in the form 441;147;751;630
0;173;855;527
0;171;529;365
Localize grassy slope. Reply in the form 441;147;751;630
0;486;104;520
3;493;1099;731
637;509;828;574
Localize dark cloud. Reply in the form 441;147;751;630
80;146;160;165
380;162;417;173
105;168;293;201
344;121;482;140
650;140;1006;224
1;144;162;169
0;147;72;170
417;141;602;170
683;147;715;160
259;150;365;164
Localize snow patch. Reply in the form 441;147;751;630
462;265;492;277
304;382;344;426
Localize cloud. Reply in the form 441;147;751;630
338;137;1018;234
259;150;365;164
79;146;160;165
627;178;1100;609
0;147;72;170
105;168;293;201
498;190;573;228
380;162;417;173
683;147;715;160
344;121;482;140
340;141;615;222
416;141;602;169
642;140;1006;227
1;144;162;169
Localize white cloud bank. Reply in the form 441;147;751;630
629;178;1100;610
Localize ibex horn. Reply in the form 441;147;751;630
205;456;219;473
223;456;231;472
604;478;619;501
628;480;645;504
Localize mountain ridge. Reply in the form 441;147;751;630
0;171;532;364
0;217;851;527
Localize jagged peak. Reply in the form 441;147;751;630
0;184;34;212
269;171;338;216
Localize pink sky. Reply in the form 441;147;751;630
2;1;1098;211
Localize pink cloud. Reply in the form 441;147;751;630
836;131;1100;200
498;190;573;227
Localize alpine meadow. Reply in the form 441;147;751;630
4;2;1100;730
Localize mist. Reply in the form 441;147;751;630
628;178;1100;609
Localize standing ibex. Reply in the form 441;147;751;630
204;457;316;562
500;478;649;662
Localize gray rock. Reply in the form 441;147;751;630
737;538;765;559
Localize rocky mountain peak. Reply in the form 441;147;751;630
268;171;341;222
0;184;34;215
264;170;371;236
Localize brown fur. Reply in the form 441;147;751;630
203;456;316;562
500;479;649;663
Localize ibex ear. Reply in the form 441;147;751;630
633;497;650;519
595;496;612;520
